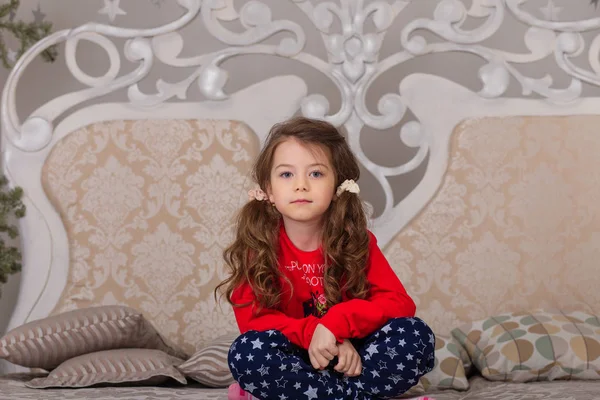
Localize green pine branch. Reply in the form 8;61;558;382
0;0;57;69
0;174;25;295
0;0;47;296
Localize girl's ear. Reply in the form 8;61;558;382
266;184;275;204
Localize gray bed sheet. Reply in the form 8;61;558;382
1;374;599;399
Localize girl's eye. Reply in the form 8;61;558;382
280;172;293;178
310;171;323;178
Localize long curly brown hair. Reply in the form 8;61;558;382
215;116;370;311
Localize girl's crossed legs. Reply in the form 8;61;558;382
228;317;435;400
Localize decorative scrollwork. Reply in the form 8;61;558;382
6;0;600;234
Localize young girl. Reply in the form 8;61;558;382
217;117;435;400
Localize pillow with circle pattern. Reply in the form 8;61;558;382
451;309;600;382
400;333;471;397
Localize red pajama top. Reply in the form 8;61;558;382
231;226;416;349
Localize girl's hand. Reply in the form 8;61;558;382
308;324;338;370
334;339;362;377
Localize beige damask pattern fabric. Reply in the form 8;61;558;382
43;119;258;355
384;116;600;336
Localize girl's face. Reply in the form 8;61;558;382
267;138;336;227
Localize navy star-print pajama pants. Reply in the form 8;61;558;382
228;317;435;400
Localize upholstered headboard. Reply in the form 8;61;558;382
2;0;600;373
385;76;600;335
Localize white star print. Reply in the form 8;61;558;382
245;369;251;375
384;384;392;391
304;385;319;400
408;318;417;325
429;333;435;345
327;388;333;395
371;387;380;394
385;346;399;359
406;353;414;361
364;354;371;361
267;330;277;336
294;382;302;389
276;350;287;360
260;380;270;388
384;337;391;343
279;364;287;371
257;364;270;376
318;372;329;385
271;342;278;348
366;343;379;356
276;376;287;388
261;392;267;398
279;394;288;400
408;378;416;384
397;362;405;371
414;339;426;354
355;380;364;389
388;374;404;384
241;337;248;344
265;353;272;360
398;327;405;333
244;382;257;392
412;366;420;376
246;354;254;361
413;329;420;336
290;362;302;374
381;324;392;333
251;338;264;349
370;369;380;378
398;338;406;347
234;353;241;361
378;360;388;370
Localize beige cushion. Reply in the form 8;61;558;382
24;348;186;388
0;305;185;369
177;332;238;387
421;334;470;392
42;119;257;354
397;334;470;397
452;309;600;382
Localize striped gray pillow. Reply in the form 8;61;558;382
25;348;186;388
177;332;239;387
0;305;186;370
